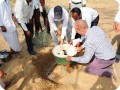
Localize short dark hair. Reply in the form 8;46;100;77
71;8;81;16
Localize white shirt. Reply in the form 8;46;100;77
69;0;87;5
14;0;34;31
33;0;41;9
0;0;16;32
115;0;120;23
71;7;98;39
48;7;69;39
72;26;115;63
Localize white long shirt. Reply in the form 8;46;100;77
33;0;41;9
72;26;115;64
71;7;98;39
115;0;120;23
14;0;34;31
48;7;69;39
0;0;16;32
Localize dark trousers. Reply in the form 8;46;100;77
20;23;34;52
32;8;42;33
75;15;99;39
41;8;50;33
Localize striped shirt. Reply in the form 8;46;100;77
72;26;115;63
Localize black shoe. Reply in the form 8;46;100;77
28;50;36;55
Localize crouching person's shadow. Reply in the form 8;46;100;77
90;71;116;90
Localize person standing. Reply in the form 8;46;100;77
40;0;50;33
48;5;70;46
31;0;43;36
113;0;120;61
14;0;36;55
66;20;115;78
0;0;21;54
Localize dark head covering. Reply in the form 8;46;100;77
54;5;63;19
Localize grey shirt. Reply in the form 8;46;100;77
72;26;115;63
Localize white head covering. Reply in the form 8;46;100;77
0;0;4;4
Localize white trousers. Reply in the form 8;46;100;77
50;21;71;46
0;31;21;52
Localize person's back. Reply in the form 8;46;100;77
86;26;115;60
80;7;98;27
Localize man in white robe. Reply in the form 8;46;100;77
0;0;21;53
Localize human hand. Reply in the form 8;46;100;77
66;56;72;62
69;39;73;45
26;31;32;37
113;22;120;32
12;16;17;22
56;30;61;36
0;26;7;32
75;46;83;52
60;39;64;45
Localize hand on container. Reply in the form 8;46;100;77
75;46;83;52
66;56;72;62
0;26;7;32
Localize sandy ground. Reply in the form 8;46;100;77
0;0;120;90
